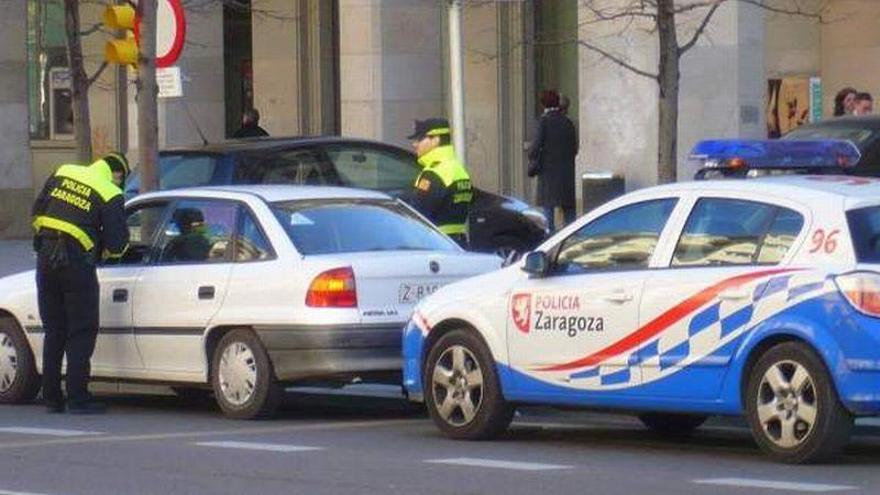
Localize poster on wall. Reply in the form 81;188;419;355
767;77;813;138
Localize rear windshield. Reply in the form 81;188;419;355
271;200;458;255
846;206;880;262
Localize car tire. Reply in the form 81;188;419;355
638;413;708;436
745;342;852;464
424;329;514;440
211;329;281;419
0;316;40;404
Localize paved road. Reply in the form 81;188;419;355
1;390;879;495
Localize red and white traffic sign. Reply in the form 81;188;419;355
134;0;186;68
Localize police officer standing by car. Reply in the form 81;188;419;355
31;153;130;414
407;118;473;248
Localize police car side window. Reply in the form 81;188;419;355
553;199;677;274
673;198;803;267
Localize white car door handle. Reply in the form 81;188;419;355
719;288;750;301
603;290;634;303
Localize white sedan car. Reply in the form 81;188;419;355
404;173;880;463
0;186;501;418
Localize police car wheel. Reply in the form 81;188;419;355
211;329;281;419
638;413;708;436
0;317;40;404
424;329;514;440
746;342;852;463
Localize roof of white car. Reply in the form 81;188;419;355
130;185;391;204
641;175;880;206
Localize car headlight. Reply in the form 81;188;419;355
522;206;549;233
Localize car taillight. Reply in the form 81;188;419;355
835;272;880;317
306;267;357;308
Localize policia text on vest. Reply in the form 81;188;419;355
31;155;129;414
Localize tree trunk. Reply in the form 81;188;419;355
137;0;160;193
656;0;680;184
63;0;92;163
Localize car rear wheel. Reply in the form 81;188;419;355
746;342;852;463
424;329;514;439
211;329;281;419
638;413;708;435
0;316;40;404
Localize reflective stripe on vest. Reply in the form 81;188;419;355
32;215;95;251
439;223;467;235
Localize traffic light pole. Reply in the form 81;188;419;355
137;0;159;193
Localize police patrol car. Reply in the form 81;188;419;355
0;186;501;419
403;140;880;463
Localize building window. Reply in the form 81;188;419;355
27;0;72;141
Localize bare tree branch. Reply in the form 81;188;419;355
679;1;723;55
577;40;659;81
739;0;823;19
79;22;103;37
87;61;109;88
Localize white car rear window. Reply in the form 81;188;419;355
271;200;459;255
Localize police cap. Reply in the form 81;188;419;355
407;118;451;140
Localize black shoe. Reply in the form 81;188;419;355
45;401;66;414
67;400;107;415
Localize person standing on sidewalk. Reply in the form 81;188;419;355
528;90;578;231
31;153;130;414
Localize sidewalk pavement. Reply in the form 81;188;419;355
0;239;34;277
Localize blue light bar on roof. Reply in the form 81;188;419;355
688;139;861;170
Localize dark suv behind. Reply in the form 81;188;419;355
125;136;548;255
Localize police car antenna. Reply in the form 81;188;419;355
178;99;209;146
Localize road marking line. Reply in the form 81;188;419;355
0;490;54;495
425;457;572;471
0;418;422;450
693;478;858;492
196;441;322;453
0;427;101;437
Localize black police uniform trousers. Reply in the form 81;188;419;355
35;237;99;406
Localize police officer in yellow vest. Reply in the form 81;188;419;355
407;118;473;248
31;153;130;414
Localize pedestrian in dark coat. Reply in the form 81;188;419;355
528;90;578;231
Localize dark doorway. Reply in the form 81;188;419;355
535;0;579;123
224;0;254;138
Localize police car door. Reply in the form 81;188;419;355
132;199;236;378
92;202;169;374
636;194;808;399
507;198;680;397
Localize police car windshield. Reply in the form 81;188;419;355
271;199;458;255
847;205;880;263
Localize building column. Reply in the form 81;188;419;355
578;1;765;191
338;0;444;149
0;0;34;238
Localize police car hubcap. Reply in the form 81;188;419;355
756;360;817;449
0;332;17;393
432;345;484;426
218;342;257;406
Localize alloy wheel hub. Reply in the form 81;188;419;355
0;331;18;393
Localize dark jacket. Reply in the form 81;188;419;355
528;109;578;208
32;159;129;261
233;124;269;138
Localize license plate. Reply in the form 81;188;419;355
399;283;440;304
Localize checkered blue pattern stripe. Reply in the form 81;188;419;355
565;272;834;389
